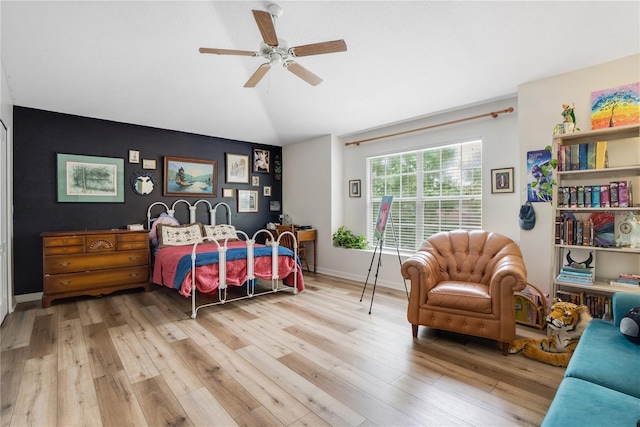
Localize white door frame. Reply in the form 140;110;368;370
0;119;10;323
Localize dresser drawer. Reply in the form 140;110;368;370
44;245;84;256
43;236;84;247
117;232;148;250
44;266;149;294
44;250;149;275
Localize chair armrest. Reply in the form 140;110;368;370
613;292;640;327
401;251;444;308
489;255;528;296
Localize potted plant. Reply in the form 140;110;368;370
332;226;369;249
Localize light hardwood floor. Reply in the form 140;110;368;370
1;274;561;427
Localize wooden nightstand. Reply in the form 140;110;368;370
41;229;151;307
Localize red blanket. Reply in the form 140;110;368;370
152;241;305;297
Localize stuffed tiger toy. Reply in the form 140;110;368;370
509;299;592;367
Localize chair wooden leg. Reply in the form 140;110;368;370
500;341;509;356
412;324;418;337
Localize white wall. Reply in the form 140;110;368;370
285;96;521;292
518;54;640;295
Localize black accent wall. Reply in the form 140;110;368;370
13;107;282;295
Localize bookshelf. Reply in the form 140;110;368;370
552;123;640;318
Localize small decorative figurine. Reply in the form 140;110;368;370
561;103;577;132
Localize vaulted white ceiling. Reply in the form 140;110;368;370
2;1;639;146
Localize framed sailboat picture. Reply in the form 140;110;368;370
163;156;217;197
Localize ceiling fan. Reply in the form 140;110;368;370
199;3;347;88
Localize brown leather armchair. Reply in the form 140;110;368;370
401;230;528;354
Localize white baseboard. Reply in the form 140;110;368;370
15;292;42;303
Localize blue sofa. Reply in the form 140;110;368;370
541;292;640;426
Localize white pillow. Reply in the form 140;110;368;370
157;223;203;248
202;224;239;241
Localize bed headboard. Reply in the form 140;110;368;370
147;199;232;229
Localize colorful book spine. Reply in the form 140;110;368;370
584;186;592;207
579;143;588;170
609;181;619;208
595;141;608;169
591;185;601;207
618;181;629;207
570;145;580;170
569;186;577;208
577;186;585;207
587;141;596;169
600;185;610;208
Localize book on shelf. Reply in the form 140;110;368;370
556;273;594;285
579;143;588;170
610;181;619;207
610;280;640;288
592;185;601;207
587;141;596;169
600;184;610;208
570;144;580;170
595;141;608;169
560;266;594;276
618;181;629;207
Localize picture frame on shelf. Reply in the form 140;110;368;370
253;148;270;173
491;167;514;193
163;156;217;197
237;189;259;213
349;179;361;197
225;153;250;184
57;153;124;203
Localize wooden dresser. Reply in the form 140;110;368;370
41;229;151;307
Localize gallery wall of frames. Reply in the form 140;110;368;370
12;107;283;296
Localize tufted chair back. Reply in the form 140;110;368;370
419;230;523;285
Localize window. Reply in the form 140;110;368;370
366;139;482;250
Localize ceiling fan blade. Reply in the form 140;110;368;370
290;39;347;57
199;47;257;57
252;10;278;47
244;64;271;88
285;61;323;86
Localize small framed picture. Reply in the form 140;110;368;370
252;175;260;187
222;188;234;198
263;186;271;196
237;189;259;213
253;148;270;173
491;167;514;193
270;201;281;212
349;179;361;197
142;159;156;170
129;150;140;164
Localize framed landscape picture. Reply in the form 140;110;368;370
163;156;217;197
57;153;124;203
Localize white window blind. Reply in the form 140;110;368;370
366;139;482;250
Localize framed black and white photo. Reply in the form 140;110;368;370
237;189;259;213
349;179;361;197
253;148;270;173
491;167;514;193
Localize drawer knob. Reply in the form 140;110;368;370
59;280;71;286
59;261;70;267
130;272;138;277
129;256;139;261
